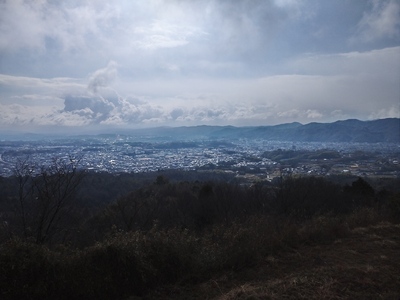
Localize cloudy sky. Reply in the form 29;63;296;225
0;0;399;132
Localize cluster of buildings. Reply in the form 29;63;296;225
0;136;398;180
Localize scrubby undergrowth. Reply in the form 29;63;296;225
181;222;400;300
0;175;399;299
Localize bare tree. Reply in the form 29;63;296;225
14;157;34;239
13;157;85;244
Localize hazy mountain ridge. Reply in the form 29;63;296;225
154;118;400;143
1;118;398;143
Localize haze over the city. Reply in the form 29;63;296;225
0;0;399;134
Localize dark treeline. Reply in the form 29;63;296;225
0;160;399;299
0;167;239;243
84;175;395;241
2;169;398;246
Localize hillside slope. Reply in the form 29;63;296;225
146;223;400;300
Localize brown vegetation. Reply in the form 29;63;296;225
183;222;400;300
0;165;399;299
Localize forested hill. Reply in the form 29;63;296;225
125;118;399;143
2;118;399;143
245;118;400;143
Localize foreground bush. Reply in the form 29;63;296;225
0;205;389;300
0;239;62;300
1;175;397;299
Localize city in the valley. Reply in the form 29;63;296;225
1;134;398;181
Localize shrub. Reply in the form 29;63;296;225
387;193;400;222
0;239;62;300
66;239;147;299
344;207;383;229
299;214;349;244
1;175;397;299
275;176;347;219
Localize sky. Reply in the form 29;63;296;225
0;0;399;133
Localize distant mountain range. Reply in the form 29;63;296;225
1;118;399;143
131;118;400;143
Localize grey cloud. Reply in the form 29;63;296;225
290;47;400;77
0;0;310;78
60;89;165;126
0;0;116;53
170;108;184;120
197;0;300;57
1;86;397;129
369;106;399;120
88;61;117;94
0;32;399;130
64;95;114;116
0;103;58;126
133;21;203;50
355;0;400;43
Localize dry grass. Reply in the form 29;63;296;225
1;206;397;299
147;223;400;300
